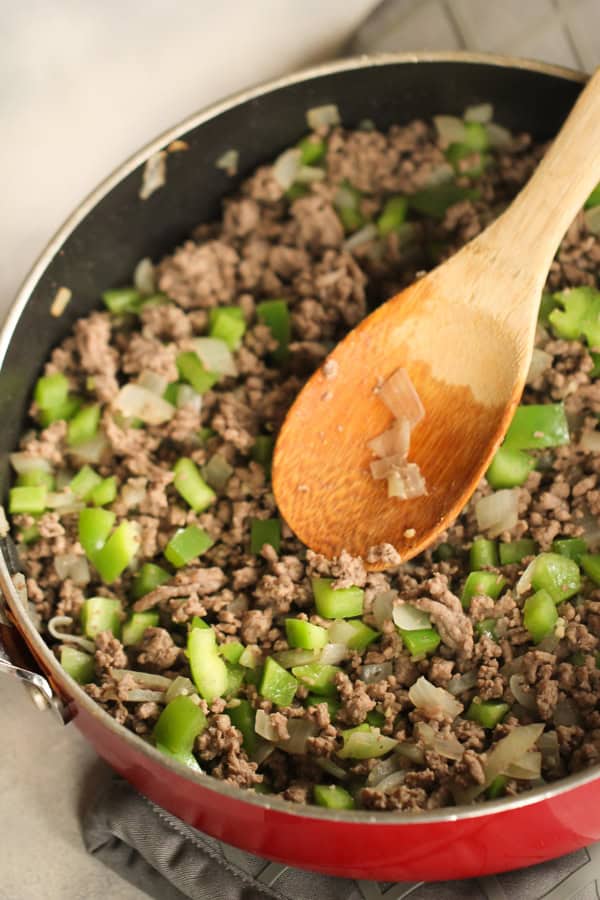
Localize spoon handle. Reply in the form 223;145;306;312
485;66;600;280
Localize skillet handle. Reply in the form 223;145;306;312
0;535;66;722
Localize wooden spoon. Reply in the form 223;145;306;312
273;69;600;568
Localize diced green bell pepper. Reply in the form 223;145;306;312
81;596;122;638
530;552;581;603
503;403;569;450
366;709;386;728
377;196;408;236
291;662;340;696
90;476;117;507
176;351;219;394
70;465;102;500
9;485;47;515
251;435;275;474
39;395;81;426
122;611;159;646
344;619;380;652
570;651;587;666
78;508;116;558
220;641;245;664
153;695;207;754
256;299;291;364
337;724;398;759
552;538;587;561
155;743;202;772
60;646;95;684
312;578;364;619
228;699;259;755
225;663;245;697
188;627;228;702
433;542;456;562
259;657;298;707
209;306;246;350
475;618;498;640
538;291;557;325
313;784;355;810
399;627;441;657
462;571;506;609
93;521;140;583
549;286;600;348
499;539;537;566
409;183;479;219
103;287;143;315
306;694;340;719
173;458;216;512
19;524;40;544
486;445;536;489
580;554;600;585
298;135;327;165
132;562;170;599
446;142;489;176
16;469;55;490
470;538;499;570
523;589;558;643
585;183;600;209
285;618;328;651
286;183;309;202
34;372;69;410
67;404;100;447
466;698;509;729
191;616;210;630
487;774;508;799
250;518;281;554
165;525;213;568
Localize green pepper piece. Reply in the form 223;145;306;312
585;183;600;209
523;589;558;643
313;784;355;810
475;618;498;640
173;458;216;512
228;699;258;754
291;662;340;696
208;306;246;350
153;695;207;754
16;469;55;490
409;183;479;219
155;743;202;772
446;142;490;176
191;616;210;630
78;507;115;558
286;183;309;202
570;651;587;666
67;404;100;447
132;562;170;599
538;291;557;325
377;196;408;236
580;554;600;585
463;121;490;151
251;435;275;474
298;135;326;165
285;618;328;651
176;351;219;394
188;627;228;702
81;596;122;638
530;552;581;603
250;518;281;554
163;382;180;406
34;372;69;410
469;538;499;570
552;538;587;561
338;724;398;759
9;485;47;515
38;395;81;426
466;698;509;729
102;287;143;315
503;403;570;450
90;476;117;507
164;525;214;567
486;774;508;799
344;619;380;652
60;646;95;684
259;657;298;707
462;571;506;609
311;577;364;618
93;521;140;583
398;627;441;657
499;539;537;566
199;426;216;444
122;611;159;646
366;709;386;728
433;542;456;561
339;206;365;232
220;641;245;664
549;286;600;347
18;524;40;545
225;663;245;697
256;299;291;364
486;445;536;489
590;352;600;378
70;465;102;500
306;694;340;719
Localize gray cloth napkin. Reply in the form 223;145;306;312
82;774;600;900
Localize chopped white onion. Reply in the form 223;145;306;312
387;464;427;500
359;662;393;684
123;689;166;703
367;418;411;460
272;148;302;190
408;676;463;719
415;722;464;760
328;619;358;646
526;348;552;385
139;150;167;200
374;770;407;793
138;370;169;396
254;708;280;742
165;676;196;703
538;731;560;770
464;103;493;124
10;453;52;475
54;553;90;586
378;368;425;426
48;615;95;653
343;223;378;253
46;490;84;513
50;286;72;317
433;115;467;145
396;742;426;765
278;719;317;755
509;674;537;712
272;648;317;669
215;148;239;175
372;590;397;629
114;383;174;425
453;723;544;805
333;184;358;211
503;750;542;780
202;454;233;491
69;431;108;464
319;642;348;665
191;337;237;377
296;165;325;183
121;480;147;511
580;429;600;453
0;506;8;539
584;205;600;236
306;103;340;130
316;757;347;779
446;670;477;696
252;739;274;766
176;384;202;413
370;454;411;480
486;122;513;149
392;603;431;631
133;257;156;296
424;163;454;187
553;698;580;727
475;489;519;538
239;646;262;669
110;669;172;690
516;558;536;596
366;755;399;787
55;469;72;490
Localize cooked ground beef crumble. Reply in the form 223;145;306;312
10;109;600;813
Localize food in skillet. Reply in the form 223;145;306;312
8;103;600;811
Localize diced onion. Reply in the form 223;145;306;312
366;755;399;787
239;646;262;669
453;723;544;805
553;698;580;727
374;770;407;793
464;103;493;124
255;708;280;742
54;553;90;586
424;163;454;187
516;558;536;596
328;619;357;646
316;757;347;779
123;689;166;703
373;590;397;629
0;506;8;538
202;454;233;491
343;223;378;253
114;383;174;425
306;103;340;130
10;453;52;475
538;731;560;770
408;676;463;719
392;603;431;631
279;719;317;755
165;676;196;703
584;205;600;236
415;722;464;760
433;115;467;145
46;491;84;513
138;370;168;396
139;150;167;200
475;489;519;538
272;648;317;669
110;669;172;690
296;165;325;184
387;464;427;500
447;670;477;695
319;642;348;665
503;750;542;780
367;418;411;460
176;384;203;412
370;454;410;480
526;349;552;384
378;368;424;426
359;662;392;684
396;742;425;765
580;429;600;453
252;739;274;766
272;148;302;190
191;337;237;376
48;615;95;653
133;257;156;296
69;431;108;464
486;122;512;148
510;674;537;712
215;149;239;175
121;480;147;511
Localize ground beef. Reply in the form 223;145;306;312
136;628;180;671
